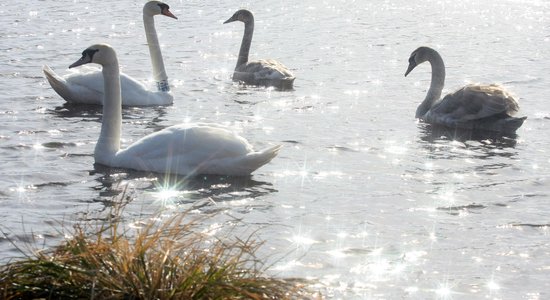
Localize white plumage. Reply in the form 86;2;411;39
43;1;177;106
114;123;282;176
42;65;173;106
69;43;281;176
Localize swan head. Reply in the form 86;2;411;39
144;1;177;19
223;9;254;24
69;43;117;69
405;46;434;77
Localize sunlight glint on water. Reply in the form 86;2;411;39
0;0;549;298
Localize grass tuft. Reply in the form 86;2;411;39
0;199;318;299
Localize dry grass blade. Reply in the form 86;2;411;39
0;198;318;299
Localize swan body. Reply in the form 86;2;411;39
114;123;282;176
69;43;281;176
44;1;177;106
405;46;526;134
43;65;173;106
224;9;295;90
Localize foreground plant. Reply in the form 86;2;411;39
0;201;316;299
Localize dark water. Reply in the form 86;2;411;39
1;0;549;298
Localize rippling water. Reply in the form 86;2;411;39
1;0;549;298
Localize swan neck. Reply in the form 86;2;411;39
417;50;446;118
96;62;121;160
144;13;170;92
236;20;254;69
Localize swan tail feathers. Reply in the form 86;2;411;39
282;77;295;90
275;77;295;90
500;116;527;133
241;144;282;174
473;116;527;134
43;65;73;102
257;78;294;90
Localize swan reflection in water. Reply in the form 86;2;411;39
90;164;277;210
50;103;103;119
49;103;170;136
418;123;519;147
415;122;521;166
411;122;521;216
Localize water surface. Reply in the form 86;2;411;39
1;0;549;298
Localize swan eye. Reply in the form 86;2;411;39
158;3;177;19
82;49;99;60
158;3;170;11
408;54;416;64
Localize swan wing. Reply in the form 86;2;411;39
43;65;104;104
431;84;520;122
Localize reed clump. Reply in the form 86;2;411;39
0;202;316;299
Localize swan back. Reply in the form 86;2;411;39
427;84;519;120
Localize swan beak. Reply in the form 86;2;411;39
69;55;91;69
162;8;178;19
404;62;417;77
223;15;236;24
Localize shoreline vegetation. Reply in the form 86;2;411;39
0;194;319;299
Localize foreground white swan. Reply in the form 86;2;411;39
224;9;295;90
405;46;526;133
43;1;176;106
70;43;282;176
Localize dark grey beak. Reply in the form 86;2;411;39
404;61;417;77
69;48;98;68
69;55;91;68
223;15;237;24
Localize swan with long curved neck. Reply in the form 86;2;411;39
224;9;295;90
69;43;282;176
405;46;526;134
43;1;176;106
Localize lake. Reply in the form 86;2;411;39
1;0;549;298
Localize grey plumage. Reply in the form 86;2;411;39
405;47;526;134
224;9;295;90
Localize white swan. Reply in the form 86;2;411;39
224;9;295;90
69;43;282;176
405;46;526;134
43;1;176;106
